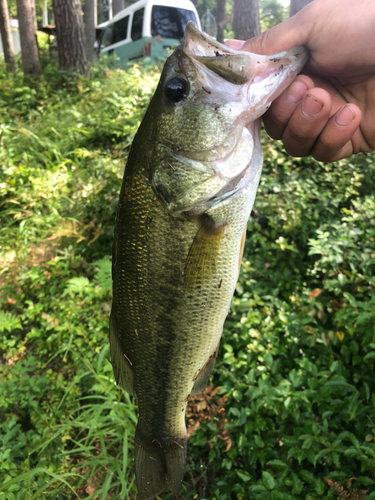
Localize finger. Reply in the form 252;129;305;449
225;39;246;50
238;4;314;55
280;88;333;157
262;75;315;139
311;104;362;161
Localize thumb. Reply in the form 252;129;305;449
227;6;313;55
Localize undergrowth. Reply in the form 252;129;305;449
1;59;375;499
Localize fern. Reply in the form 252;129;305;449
93;256;112;293
0;311;22;333
324;477;369;499
63;277;92;297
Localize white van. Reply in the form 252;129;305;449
99;0;201;67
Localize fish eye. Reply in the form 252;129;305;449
164;77;188;103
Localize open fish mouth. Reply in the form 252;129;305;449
182;22;307;121
152;23;307;216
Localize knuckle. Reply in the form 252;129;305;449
281;125;319;157
311;130;350;162
312;144;346;163
263;112;288;140
283;143;310;158
283;124;314;148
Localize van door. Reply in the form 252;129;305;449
111;15;130;65
127;8;146;62
100;15;130;64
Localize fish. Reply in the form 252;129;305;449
109;22;307;500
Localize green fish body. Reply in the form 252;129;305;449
110;23;307;500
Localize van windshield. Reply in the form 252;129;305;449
151;6;197;39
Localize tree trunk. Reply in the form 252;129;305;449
233;0;260;40
42;0;48;26
0;0;16;71
30;0;37;30
290;0;313;16
112;0;123;16
16;0;41;74
216;0;225;43
84;0;97;62
52;0;88;74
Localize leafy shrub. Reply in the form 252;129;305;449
186;144;375;499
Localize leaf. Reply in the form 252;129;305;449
93;256;112;292
254;435;265;448
236;470;251;482
314;448;331;462
63;277;91;297
344;447;361;457
336;331;345;341
325;379;355;391
262;471;275;490
0;311;22;333
284;396;292;409
309;288;322;299
267;459;287;468
292;473;303;494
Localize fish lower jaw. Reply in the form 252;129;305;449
173;160;255;218
163;127;256;217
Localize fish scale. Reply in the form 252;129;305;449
110;22;307;500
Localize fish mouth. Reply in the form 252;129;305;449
183;22;235;58
152;24;308;217
183;22;257;85
183;22;308;121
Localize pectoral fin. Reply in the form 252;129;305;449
184;218;225;288
238;227;247;278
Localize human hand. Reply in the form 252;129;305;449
227;0;375;161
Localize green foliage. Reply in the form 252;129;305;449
188;0;288;41
186;143;375;499
260;0;288;31
1;57;375;500
0;59;159;499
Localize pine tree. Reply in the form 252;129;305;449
52;0;88;74
0;0;16;71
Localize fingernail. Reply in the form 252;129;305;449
336;105;356;126
286;81;307;103
302;94;323;118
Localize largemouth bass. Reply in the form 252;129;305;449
110;23;307;500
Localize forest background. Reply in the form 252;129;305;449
1;0;375;499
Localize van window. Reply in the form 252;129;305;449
113;15;129;44
151;6;197;39
101;24;114;48
131;8;144;41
